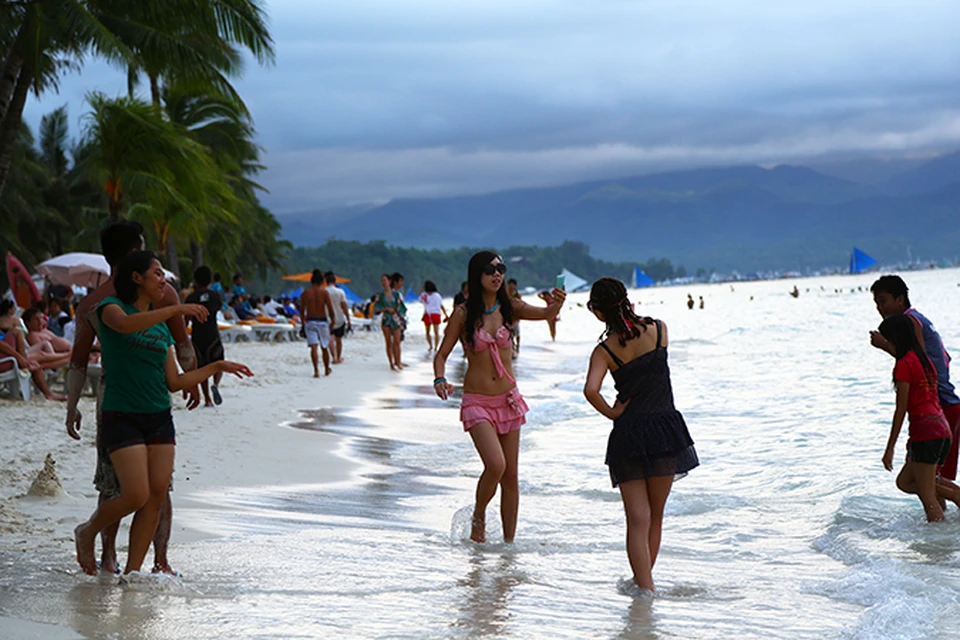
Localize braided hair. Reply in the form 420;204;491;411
588;277;653;346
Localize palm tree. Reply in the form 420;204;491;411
0;0;131;198
82;92;234;230
0;0;274;201
38;105;102;255
0;124;60;272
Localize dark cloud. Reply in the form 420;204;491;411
22;0;960;212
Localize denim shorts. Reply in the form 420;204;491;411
100;409;176;454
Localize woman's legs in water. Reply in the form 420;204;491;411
896;462;945;522
424;323;433;351
74;445;153;575
619;475;673;591
646;475;674;568
468;422;507;543
392;327;405;368
936;476;960;508
498;429;521;542
381;326;396;369
124;444;174;573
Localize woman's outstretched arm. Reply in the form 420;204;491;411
514;287;566;321
163;348;253;392
100;303;208;335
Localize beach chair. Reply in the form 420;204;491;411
0;356;31;401
219;324;252;343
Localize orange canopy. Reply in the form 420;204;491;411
282;272;351;283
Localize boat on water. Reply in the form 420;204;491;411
632;266;655;288
849;247;877;274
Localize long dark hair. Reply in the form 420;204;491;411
115;250;159;304
589;277;653;346
464;250;513;350
879;313;936;386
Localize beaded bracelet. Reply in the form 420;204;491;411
433;377;447;386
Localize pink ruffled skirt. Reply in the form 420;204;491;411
460;387;529;435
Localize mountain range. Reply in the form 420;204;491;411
276;150;960;273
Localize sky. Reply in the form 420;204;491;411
21;0;960;214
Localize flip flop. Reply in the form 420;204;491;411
211;385;222;405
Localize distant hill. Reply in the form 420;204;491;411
881;150;960;195
276;155;960;272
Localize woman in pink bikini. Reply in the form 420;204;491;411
433;251;565;543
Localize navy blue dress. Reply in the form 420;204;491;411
600;321;699;487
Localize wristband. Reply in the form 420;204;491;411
433;377;447;386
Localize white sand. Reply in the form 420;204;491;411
0;329;395;557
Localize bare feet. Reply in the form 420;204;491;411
152;561;180;576
74;523;97;575
324;367;332;376
313;371;320;378
45;391;68;402
470;514;486;543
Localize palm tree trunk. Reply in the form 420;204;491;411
165;235;180;283
0;64;32;200
0;24;26;128
149;74;161;109
190;240;203;270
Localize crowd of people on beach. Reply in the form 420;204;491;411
5;233;957;597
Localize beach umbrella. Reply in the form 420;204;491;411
404;288;420;304
37;253;110;288
290;287;303;299
38;252;177;288
338;284;363;304
282;272;351;283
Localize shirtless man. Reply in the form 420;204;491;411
65;221;200;576
299;269;335;377
0;300;66;400
23;308;72;368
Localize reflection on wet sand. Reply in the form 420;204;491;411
453;550;523;638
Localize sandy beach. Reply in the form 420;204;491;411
0;329;395;637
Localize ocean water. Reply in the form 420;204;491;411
4;269;960;639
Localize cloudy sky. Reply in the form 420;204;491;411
22;0;960;213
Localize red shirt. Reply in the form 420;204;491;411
894;351;949;441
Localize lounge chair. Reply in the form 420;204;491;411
0;356;31;401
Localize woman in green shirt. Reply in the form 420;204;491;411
74;251;253;577
375;273;407;371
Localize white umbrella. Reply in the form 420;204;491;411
36;253;110;288
37;252;178;288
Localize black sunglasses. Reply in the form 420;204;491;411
482;263;507;276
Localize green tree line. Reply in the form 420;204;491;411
260;240;686;300
0;0;288;291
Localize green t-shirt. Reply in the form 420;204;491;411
97;296;175;413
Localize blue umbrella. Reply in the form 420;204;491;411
338;284;363;304
404;288;420;304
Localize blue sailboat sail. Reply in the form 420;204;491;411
849;247;877;274
633;266;655;288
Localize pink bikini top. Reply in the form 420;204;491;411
472;325;514;382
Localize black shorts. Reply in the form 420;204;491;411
908;438;951;465
332;323;346;338
100;409;176;454
194;338;225;368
